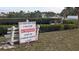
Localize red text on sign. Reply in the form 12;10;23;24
21;28;36;33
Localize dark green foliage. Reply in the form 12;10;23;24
0;18;62;24
40;24;77;32
29;18;62;24
63;20;77;24
0;23;77;36
0;25;16;36
0;27;7;36
60;7;77;17
1;10;56;18
40;24;64;32
0;24;77;36
64;24;77;29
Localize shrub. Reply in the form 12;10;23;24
0;18;62;25
63;20;77;24
64;24;77;29
0;27;7;36
0;25;16;36
40;24;64;32
29;18;62;24
0;24;77;36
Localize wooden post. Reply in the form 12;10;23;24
26;19;29;22
36;25;40;40
10;26;15;45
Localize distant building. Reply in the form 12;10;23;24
42;14;62;19
48;15;62;18
41;12;56;18
67;15;78;20
41;13;47;18
0;12;7;17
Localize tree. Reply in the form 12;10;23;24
60;7;76;19
2;10;56;18
42;12;56;18
75;7;79;28
7;12;16;18
6;10;26;18
60;8;68;19
28;10;42;18
60;7;79;28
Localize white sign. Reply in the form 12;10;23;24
19;21;36;43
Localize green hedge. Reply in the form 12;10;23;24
29;18;62;24
0;24;77;36
64;24;77;29
0;25;17;36
40;24;77;32
0;18;62;24
40;24;64;32
63;20;77;24
0;18;78;24
0;18;61;20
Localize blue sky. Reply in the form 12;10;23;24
0;7;64;13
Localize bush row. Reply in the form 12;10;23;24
0;18;61;20
40;24;77;32
0;18;62;24
0;25;17;36
40;24;64;32
63;20;77;24
0;24;77;36
0;18;78;25
64;24;77;29
29;18;62;24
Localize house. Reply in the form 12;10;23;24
41;13;63;25
67;15;78;20
41;13;47;18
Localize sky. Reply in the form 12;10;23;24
0;7;64;13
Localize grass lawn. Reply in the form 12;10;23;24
0;29;79;51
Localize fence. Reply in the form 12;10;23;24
4;21;40;45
